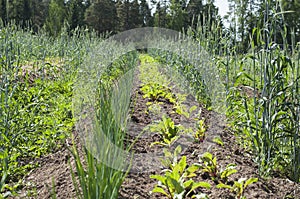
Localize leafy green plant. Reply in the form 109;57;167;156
141;83;170;101
0;24;99;194
174;103;197;119
150;115;183;146
212;136;224;147
150;146;211;199
194;119;206;142
217;177;258;199
147;102;162;115
70;51;137;199
198;152;237;183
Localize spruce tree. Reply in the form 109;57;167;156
0;0;7;23
116;0;130;31
168;0;188;31
140;0;153;27
85;0;118;33
153;1;168;28
67;0;88;30
45;0;67;36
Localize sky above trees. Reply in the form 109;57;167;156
215;0;229;17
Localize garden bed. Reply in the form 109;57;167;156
13;55;300;199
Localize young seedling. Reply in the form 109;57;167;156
141;83;170;101
198;152;218;181
198;152;237;183
150;115;183;146
194;119;206;142
150;146;211;199
212;136;224;147
217;177;258;199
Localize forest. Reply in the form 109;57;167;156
0;0;299;50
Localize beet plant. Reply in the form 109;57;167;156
198;152;237;183
150;146;211;199
150;115;183;146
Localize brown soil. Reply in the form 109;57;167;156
11;66;300;199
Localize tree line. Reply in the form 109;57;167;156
0;0;299;52
0;0;220;34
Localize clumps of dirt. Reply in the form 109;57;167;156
17;62;63;84
11;138;79;199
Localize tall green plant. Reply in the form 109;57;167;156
70;52;137;198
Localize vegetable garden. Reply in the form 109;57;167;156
1;19;300;199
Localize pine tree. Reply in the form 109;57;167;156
45;0;67;36
140;0;153;27
186;0;203;26
227;0;261;51
168;0;188;31
281;0;300;44
67;0;88;30
0;0;7;23
7;0;32;26
130;0;142;28
31;0;49;32
116;0;130;31
85;0;118;33
153;1;168;28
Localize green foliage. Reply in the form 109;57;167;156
150;146;211;199
66;0;88;30
150;115;182;146
212;136;224;147
139;54;195;118
194;119;206;142
217;177;258;199
226;39;300;181
0;23;100;196
69;49;137;198
141;83;171;101
45;0;67;36
85;0;118;33
148;50;212;108
70;146;128;199
198;152;237;183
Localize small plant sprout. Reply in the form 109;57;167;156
141;83;170;101
160;145;183;168
198;152;237;183
198;152;218;180
150;115;183;146
194;119;206;142
147;102;162;115
174;104;197;119
212;136;224;147
150;146;211;199
217;177;258;199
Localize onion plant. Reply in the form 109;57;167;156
72;48;137;198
